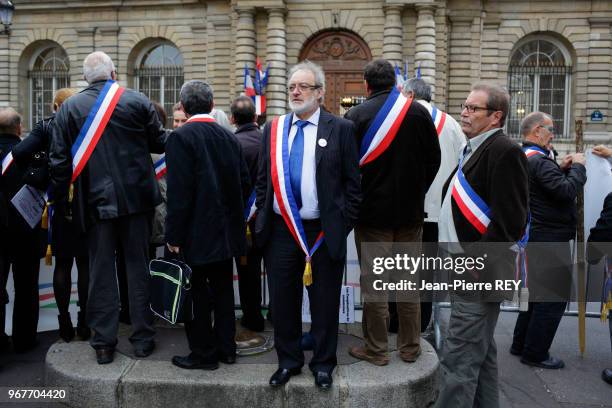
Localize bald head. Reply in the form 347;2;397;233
83;51;116;84
0;107;22;136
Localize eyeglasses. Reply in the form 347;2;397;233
461;103;493;113
288;83;321;92
538;124;555;133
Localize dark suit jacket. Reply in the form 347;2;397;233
49;80;167;231
234;122;262;189
344;89;440;228
165;119;251;266
587;192;612;264
254;109;361;261
443;130;529;300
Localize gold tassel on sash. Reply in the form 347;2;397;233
303;257;313;286
602;293;612;322
41;203;53;265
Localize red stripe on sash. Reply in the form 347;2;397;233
269;117;301;246
362;97;413;166
436;112;446;136
71;87;125;183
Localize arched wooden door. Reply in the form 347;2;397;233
299;30;371;115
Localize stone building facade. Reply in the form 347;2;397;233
1;0;611;148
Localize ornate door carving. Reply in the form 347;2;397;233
299;30;372;115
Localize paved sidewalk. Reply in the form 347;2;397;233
0;310;610;407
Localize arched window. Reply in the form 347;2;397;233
28;45;70;125
134;42;183;126
507;38;572;138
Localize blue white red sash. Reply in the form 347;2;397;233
451;151;491;234
270;114;324;286
430;106;447;137
1;151;14;175
359;87;413;167
186;113;216;124
523;145;548;158
154;154;166;180
71;80;125;183
244;190;257;222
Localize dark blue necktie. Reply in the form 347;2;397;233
289;120;309;209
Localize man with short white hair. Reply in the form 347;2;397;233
255;60;361;389
50;51;167;365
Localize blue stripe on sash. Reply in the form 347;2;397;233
360;88;400;158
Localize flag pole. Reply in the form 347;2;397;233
575;119;586;356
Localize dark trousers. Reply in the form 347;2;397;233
420;221;437;330
234;222;264;330
87;213;155;349
511;301;566;362
185;259;236;360
0;249;40;347
265;215;345;374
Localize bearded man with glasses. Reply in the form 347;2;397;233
254;60;361;389
435;83;529;408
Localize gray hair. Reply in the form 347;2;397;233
403;78;432;102
0;107;22;135
83;51;116;84
288;60;326;101
520;111;552;138
180;80;214;115
471;83;510;127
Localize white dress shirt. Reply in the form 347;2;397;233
273;108;320;219
438;127;501;251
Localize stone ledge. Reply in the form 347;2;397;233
45;328;439;408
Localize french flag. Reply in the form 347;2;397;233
395;64;404;91
244;65;256;97
252;95;266;115
256;58;269;94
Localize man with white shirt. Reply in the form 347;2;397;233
434;83;529;408
402;77;465;331
254;61;361;389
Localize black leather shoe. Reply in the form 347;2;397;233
602;368;612;385
314;371;333;389
134;342;155;358
172;354;218;370
520;356;565;369
269;367;301;386
509;346;522;356
95;348;115;365
217;352;236;364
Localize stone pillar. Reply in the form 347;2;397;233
235;6;256;96
415;4;436;97
382;5;403;65
266;7;287;116
75;28;96;89
0;35;9;107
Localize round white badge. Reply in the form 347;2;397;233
318;138;328;147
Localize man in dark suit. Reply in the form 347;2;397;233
255;61;361;389
434;84;529;408
50;51;167;364
0;107;41;354
230;96;265;332
345;59;440;366
166;81;251;370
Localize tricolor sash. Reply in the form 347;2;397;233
451;151;491;234
359;87;413;167
1;151;14;175
429;106;447;137
154;154;167;180
71;80;125;183
244;190;257;222
523;145;548;158
270;114;325;286
186;113;216;124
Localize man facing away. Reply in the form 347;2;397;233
435;83;529;408
230;96;265;333
255;60;361;389
344;59;440;366
166;81;251;370
510;111;586;369
402;77;466;333
50;51;167;364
